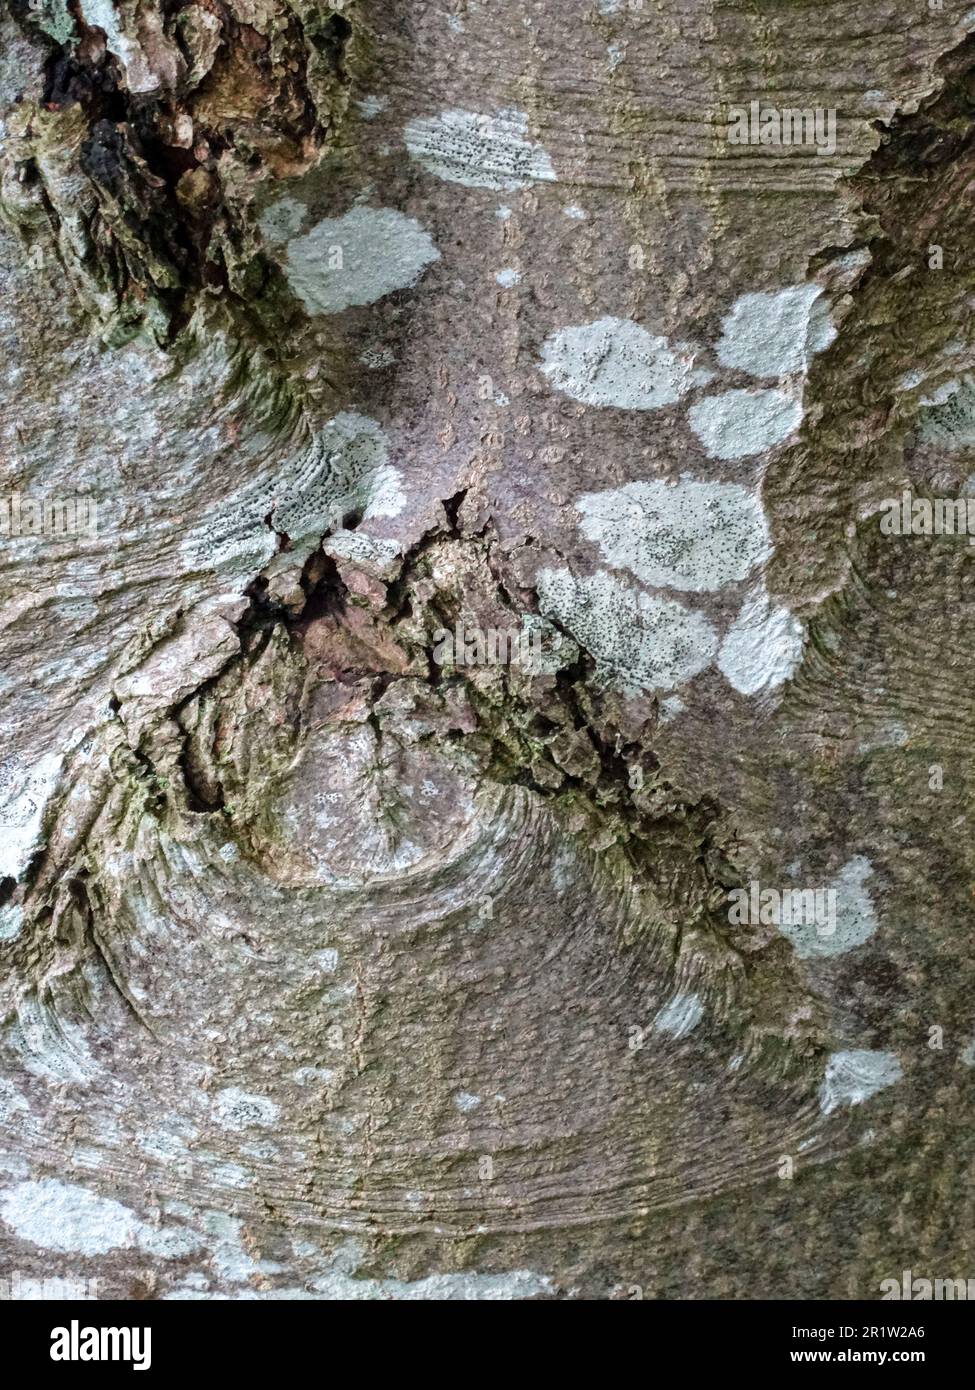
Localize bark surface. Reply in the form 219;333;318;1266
0;0;974;1299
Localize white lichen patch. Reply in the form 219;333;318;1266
358;346;397;370
776;856;879;960
323;532;401;578
920;377;965;407
826;856;878;955
717;586;805;694
0;904;22;941
6;994;100;1085
293;1242;551;1301
819;1049;902;1114
833;855;880;936
404;108;557;189
536;568;717;694
139;1224;205;1259
313;1267;554;1300
716;284;836;378
79;0;166;93
275;413;405;548
0;1179;199;1257
688;389;803;460
170;1266;553;1301
208;1162;256;1190
653;992;704;1039
453;1091;482;1113
495;268;522;287
576;477;771;592
1;1180;139;1254
916;376;975;451
281;207;440;315
0;751;63;880
137;1130;192;1164
213;1088;281;1132
184;412;404;575
539;317;710;411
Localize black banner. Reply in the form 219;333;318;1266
0;1297;966;1375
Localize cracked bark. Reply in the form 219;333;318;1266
0;0;974;1300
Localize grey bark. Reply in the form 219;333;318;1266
0;0;973;1300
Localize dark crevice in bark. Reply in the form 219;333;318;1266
3;0;363;344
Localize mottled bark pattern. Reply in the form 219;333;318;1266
0;0;973;1299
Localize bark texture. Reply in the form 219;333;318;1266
0;0;974;1299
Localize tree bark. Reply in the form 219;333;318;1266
0;0;974;1300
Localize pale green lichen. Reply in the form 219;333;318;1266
536;568;717;693
576;477;771;592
